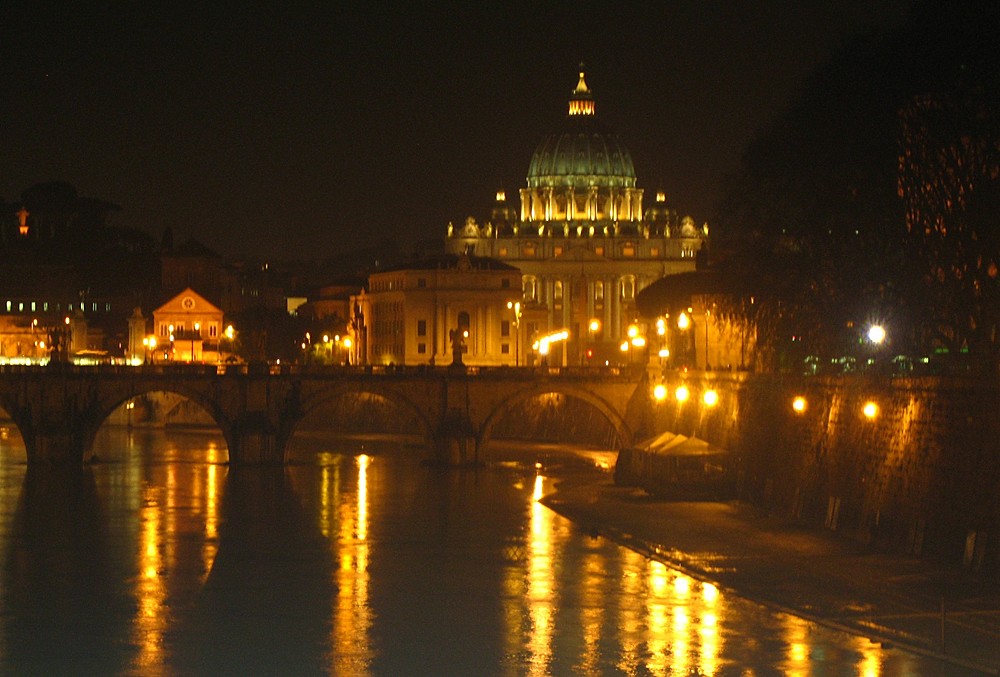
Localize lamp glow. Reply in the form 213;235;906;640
675;385;690;402
792;396;807;414
863;401;879;419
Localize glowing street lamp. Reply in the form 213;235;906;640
867;324;886;344
863;401;879;419
653;383;667;401
792;396;807;414
675;384;690;402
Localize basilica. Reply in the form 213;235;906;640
442;68;707;366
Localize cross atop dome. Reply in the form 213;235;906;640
568;63;595;116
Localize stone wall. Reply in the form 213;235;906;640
637;372;1000;572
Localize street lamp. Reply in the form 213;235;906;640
867;324;886;344
507;301;522;366
191;322;201;362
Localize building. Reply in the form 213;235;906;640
352;254;521;367
444;68;707;366
147;287;226;363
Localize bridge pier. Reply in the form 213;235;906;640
433;407;478;465
228;412;286;465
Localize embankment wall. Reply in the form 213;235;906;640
636;372;1000;571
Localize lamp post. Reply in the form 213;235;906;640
192;322;200;363
506;301;521;366
586;318;601;365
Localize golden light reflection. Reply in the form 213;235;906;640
527;473;554;676
784;615;813;677
331;453;373;673
134;487;166;672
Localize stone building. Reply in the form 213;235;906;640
352;254;521;367
444;68;707;366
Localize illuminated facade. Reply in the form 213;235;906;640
149;288;224;363
352;254;521;367
445;69;707;365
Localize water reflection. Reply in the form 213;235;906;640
0;431;972;675
0;467;133;675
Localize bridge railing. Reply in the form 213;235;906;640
0;362;645;381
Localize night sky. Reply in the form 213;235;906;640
2;2;911;261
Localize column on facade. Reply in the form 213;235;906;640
520;188;530;222
566;188;575;220
611;277;622;342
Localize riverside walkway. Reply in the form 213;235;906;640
543;479;1000;675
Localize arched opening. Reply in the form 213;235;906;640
287;390;430;462
483;391;624;469
0;408;28;478
93;391;229;465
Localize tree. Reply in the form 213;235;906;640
716;0;1000;370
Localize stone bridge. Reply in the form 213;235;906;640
0;364;651;467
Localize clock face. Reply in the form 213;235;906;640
182;296;195;310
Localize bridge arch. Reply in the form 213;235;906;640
294;381;436;451
83;385;234;463
479;383;634;453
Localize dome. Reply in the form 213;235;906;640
526;70;637;190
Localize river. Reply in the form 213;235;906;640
0;426;972;675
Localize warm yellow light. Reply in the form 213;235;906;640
627;324;639;338
589;319;601;333
658;348;670;358
539;339;550;356
863;401;879;419
323;334;330;343
631;336;646;348
792;396;807;414
653;384;667;401
868;325;886;344
656;318;666;336
619;341;629;352
462;330;469;338
675;385;690;402
677;312;690;330
225;324;235;339
703;389;719;407
343;337;353;349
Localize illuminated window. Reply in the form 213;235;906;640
523;245;536;257
523;276;537;302
623;245;635;257
595;246;604;256
651;247;659;257
554;246;563;256
554;281;563;310
621;277;635;300
499;247;508;257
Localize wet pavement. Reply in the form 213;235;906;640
542;479;1000;675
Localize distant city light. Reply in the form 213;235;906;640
675;385;690;402
653;384;667;401
792;396;807;414
677;312;691;330
703;389;719;407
